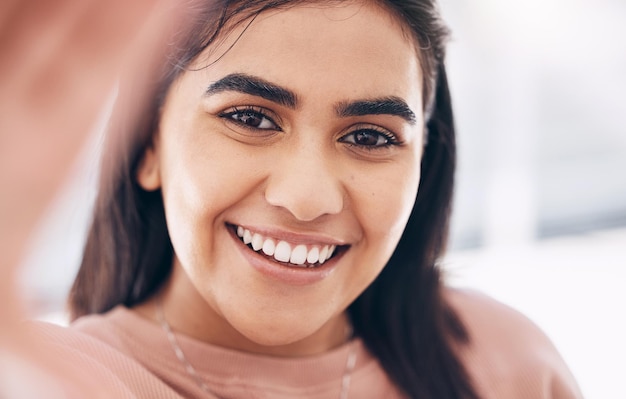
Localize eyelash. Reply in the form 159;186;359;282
219;106;281;131
218;106;401;150
338;126;401;150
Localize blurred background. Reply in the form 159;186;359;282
17;0;625;398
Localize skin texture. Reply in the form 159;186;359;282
137;1;425;357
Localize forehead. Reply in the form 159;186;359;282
193;1;423;110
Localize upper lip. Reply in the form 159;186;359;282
228;223;349;246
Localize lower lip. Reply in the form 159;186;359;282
228;226;343;286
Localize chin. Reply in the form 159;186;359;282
237;321;320;351
225;306;342;355
245;330;305;347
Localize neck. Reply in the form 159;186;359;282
134;265;352;357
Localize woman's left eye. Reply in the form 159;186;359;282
339;128;397;148
220;107;279;130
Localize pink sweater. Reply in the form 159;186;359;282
30;288;583;398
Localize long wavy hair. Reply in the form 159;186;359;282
69;1;479;398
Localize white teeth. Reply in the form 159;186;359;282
274;241;292;262
243;229;252;245
290;245;308;265
318;246;329;264
327;245;336;261
262;238;276;256
251;233;264;251
306;247;320;264
235;225;339;266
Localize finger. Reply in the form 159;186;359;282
0;0;181;290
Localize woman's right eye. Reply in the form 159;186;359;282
219;107;280;131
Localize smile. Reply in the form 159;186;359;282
234;225;340;268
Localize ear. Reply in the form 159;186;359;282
136;145;161;191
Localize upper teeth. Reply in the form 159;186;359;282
236;226;337;267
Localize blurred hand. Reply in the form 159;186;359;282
0;0;179;396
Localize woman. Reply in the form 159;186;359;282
29;0;581;398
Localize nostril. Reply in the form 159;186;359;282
264;179;344;221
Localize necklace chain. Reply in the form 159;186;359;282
156;301;357;399
157;301;212;394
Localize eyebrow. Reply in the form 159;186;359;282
205;73;298;108
206;73;416;124
335;97;417;125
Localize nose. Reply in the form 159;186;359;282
264;142;344;222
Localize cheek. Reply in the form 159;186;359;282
352;160;421;256
157;129;256;262
337;158;421;303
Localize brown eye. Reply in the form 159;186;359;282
339;129;394;148
221;108;279;130
355;131;387;146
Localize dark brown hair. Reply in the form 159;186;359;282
70;1;479;398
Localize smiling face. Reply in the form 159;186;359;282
137;1;424;355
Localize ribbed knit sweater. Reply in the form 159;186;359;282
29;288;583;398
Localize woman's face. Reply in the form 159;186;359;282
139;1;424;354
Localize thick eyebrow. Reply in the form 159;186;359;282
205;73;298;108
335;97;417;125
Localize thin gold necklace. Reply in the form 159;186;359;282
156;301;357;399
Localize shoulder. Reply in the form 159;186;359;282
25;320;140;398
443;287;583;399
26;310;183;399
29;310;122;352
31;307;137;366
444;287;550;347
